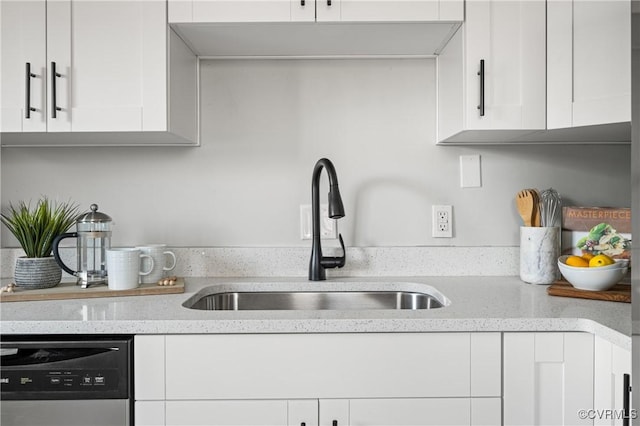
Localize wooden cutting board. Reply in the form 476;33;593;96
547;280;631;303
0;278;184;303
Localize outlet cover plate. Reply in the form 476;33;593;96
432;205;453;238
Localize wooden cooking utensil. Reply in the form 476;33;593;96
516;189;536;226
529;188;541;227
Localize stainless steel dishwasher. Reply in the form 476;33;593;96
0;335;132;426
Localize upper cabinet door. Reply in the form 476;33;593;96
169;0;314;22
547;0;631;129
195;0;297;22
437;0;546;143
465;0;546;131
0;1;47;132
47;0;167;133
317;0;445;22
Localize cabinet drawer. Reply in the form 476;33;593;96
165;400;289;426
165;333;500;400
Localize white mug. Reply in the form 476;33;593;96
136;244;177;284
106;248;154;290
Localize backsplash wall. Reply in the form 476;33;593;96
0;58;632;248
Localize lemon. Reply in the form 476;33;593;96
566;255;589;267
589;254;615;267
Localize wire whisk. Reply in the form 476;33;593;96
539;188;562;227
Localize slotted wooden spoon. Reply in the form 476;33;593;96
516;189;536;226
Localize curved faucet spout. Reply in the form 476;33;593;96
309;158;346;281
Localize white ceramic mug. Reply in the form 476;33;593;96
136;244;177;284
106;248;154;290
520;226;561;285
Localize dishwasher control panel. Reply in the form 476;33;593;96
0;336;131;400
1;369;119;392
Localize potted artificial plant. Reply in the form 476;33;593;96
1;198;79;289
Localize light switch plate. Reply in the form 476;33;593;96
460;154;482;188
300;204;338;240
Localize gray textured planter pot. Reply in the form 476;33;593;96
14;256;62;289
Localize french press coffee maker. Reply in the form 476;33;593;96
53;204;112;288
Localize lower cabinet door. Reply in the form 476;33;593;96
594;336;632;426
165;400;290;426
136;401;165;426
504;332;594;426
288;400;319;426
319;398;501;426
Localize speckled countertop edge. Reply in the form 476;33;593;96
0;276;631;350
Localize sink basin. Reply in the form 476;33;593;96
183;284;449;311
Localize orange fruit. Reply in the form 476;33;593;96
581;253;595;261
589;254;615;267
565;255;589;267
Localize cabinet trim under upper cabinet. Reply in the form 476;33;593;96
168;0;463;58
171;22;462;58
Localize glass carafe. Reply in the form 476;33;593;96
53;204;112;288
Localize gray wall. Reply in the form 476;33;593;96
1;58;632;248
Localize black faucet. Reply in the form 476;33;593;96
309;158;346;281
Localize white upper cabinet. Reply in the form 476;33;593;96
437;0;546;143
169;0;305;23
316;0;459;22
0;0;47;133
547;0;631;130
169;0;463;23
48;1;166;133
0;0;198;146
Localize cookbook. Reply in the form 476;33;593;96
562;206;631;260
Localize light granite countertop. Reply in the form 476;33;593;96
0;276;631;349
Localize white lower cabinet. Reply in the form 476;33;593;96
593;336;632;426
504;332;594;426
135;333;502;426
165;400;291;425
157;398;499;426
136;332;630;426
503;332;632;426
327;398;501;425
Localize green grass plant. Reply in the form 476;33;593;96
1;198;79;258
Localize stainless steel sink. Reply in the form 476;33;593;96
184;286;448;311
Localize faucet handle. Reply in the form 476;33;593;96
337;233;346;266
321;233;346;269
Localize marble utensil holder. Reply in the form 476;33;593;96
520;226;561;285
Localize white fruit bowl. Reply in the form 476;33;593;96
557;255;628;291
557;255;629;271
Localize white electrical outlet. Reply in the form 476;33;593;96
432;205;453;238
300;204;338;240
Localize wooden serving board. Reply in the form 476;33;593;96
0;278;184;303
547;280;631;303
